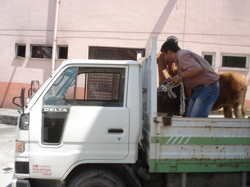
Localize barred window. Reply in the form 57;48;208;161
89;47;145;60
16;44;26;58
221;54;248;69
202;52;215;67
73;67;125;107
58;46;68;59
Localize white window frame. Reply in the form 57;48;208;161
220;54;249;70
202;52;215;67
15;44;26;58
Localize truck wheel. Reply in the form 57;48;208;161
67;168;126;187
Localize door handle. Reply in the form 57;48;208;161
108;129;123;134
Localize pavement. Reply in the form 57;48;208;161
0;124;15;187
0;109;17;187
0;108;19;125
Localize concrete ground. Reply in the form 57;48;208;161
0;109;18;187
0;108;19;125
0;124;16;187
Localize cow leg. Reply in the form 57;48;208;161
241;90;246;118
232;100;244;118
223;106;233;118
242;107;245;118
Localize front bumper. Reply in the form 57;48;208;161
12;174;65;187
12;174;30;187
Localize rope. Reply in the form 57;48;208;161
179;82;186;115
157;81;186;115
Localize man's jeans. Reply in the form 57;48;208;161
186;81;220;117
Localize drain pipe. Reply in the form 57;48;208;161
52;0;60;73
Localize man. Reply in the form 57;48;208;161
160;40;220;117
157;36;179;85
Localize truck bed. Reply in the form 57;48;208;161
140;113;250;173
140;37;250;174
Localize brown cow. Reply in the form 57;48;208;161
157;72;248;118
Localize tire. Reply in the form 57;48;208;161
67;168;126;187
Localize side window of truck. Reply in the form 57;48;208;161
43;67;125;107
73;67;125;107
43;67;77;106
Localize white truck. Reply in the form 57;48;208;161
12;38;250;187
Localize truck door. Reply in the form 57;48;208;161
29;66;129;178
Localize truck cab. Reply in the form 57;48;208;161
13;59;142;187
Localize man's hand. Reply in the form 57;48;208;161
163;77;173;84
171;75;180;86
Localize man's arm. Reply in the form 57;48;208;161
172;68;202;85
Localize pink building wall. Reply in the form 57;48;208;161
0;0;249;109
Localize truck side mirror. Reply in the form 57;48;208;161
13;87;25;112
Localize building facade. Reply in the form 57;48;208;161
0;0;250;109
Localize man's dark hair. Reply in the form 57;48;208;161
161;40;180;53
167;36;178;44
